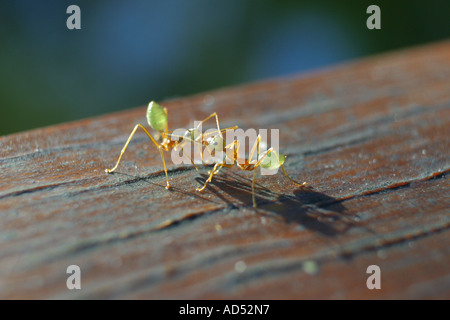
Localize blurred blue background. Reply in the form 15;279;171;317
0;0;449;135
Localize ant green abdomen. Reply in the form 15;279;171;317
259;151;286;170
147;101;168;132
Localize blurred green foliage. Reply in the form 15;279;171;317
0;0;449;135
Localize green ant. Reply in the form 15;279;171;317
105;101;306;207
105;101;236;189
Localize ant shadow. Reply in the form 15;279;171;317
196;171;358;237
110;171;219;204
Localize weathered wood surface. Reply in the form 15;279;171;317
0;41;449;299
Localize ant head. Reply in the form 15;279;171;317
147;101;168;132
206;135;224;151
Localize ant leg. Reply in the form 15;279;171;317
196;163;233;192
280;164;307;187
195;113;237;149
105;124;157;173
249;135;261;163
158;148;171;189
166;126;237;138
249;136;263;207
105;124;171;189
266;150;307;187
201;126;238;140
196;163;220;192
181;146;199;170
195;112;222;137
225;139;240;165
252;168;258;208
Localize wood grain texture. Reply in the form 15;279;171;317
0;41;449;299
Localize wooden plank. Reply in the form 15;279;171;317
0;41;449;299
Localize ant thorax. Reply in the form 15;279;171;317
162;133;181;150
